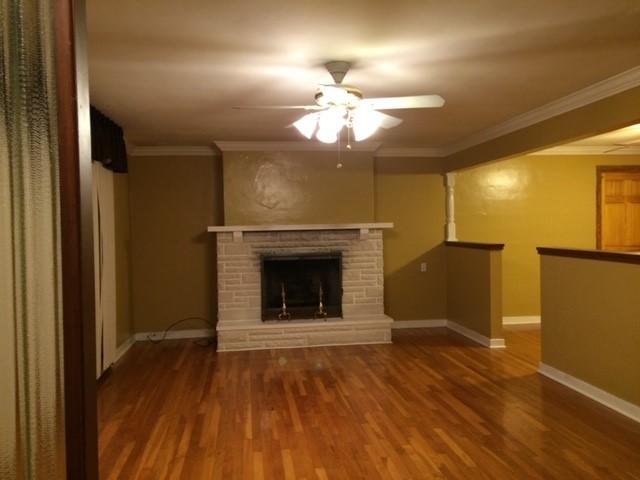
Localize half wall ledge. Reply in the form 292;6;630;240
445;240;505;250
537;247;640;264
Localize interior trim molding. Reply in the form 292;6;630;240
443;65;640;156
134;328;215;341
539;363;640;424
128;145;219;156
114;336;136;363
446;320;506;348
392;319;447;329
503;315;541;325
214;140;382;152
374;147;446;158
532;146;640;156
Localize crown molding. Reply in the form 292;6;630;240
214;140;382;152
442;66;640;156
531;145;640;156
374;147;446;158
127;145;219;157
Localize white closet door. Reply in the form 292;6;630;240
93;162;118;378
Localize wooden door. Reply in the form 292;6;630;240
597;167;640;252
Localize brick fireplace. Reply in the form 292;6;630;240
207;223;394;351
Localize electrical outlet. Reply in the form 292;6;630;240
420;262;427;272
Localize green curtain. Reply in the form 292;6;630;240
0;0;66;478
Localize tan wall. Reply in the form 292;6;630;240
128;155;224;333
540;254;640;406
374;158;447;321
113;173;132;347
446;246;503;339
223;151;374;225
456;154;640;316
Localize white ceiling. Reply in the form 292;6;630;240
86;0;640;148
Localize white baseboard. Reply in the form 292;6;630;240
392;319;447;329
539;363;640;424
503;315;541;325
446;320;506;349
134;328;215;342
391;319;505;348
114;336;135;363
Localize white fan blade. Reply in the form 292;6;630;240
232;105;322;110
362;95;444;110
603;145;626;154
603;140;640;153
378;112;404;129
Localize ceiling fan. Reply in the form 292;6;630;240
234;61;445;144
603;139;640;154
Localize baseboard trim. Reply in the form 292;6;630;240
219;339;392;352
446;320;506;348
503;315;541;325
539;363;640;424
134;328;215;342
131;323;507;349
114;336;136;363
392;319;447;329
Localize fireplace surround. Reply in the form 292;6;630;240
207;223;394;351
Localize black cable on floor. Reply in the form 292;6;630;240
147;316;216;347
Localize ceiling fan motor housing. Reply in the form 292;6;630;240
314;85;363;107
325;60;351;84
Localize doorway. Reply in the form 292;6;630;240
597;166;640;252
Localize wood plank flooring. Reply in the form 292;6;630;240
98;327;640;479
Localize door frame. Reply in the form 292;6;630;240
596;165;640;249
55;0;99;478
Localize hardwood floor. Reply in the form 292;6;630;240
99;327;640;479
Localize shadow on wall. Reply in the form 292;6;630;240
383;242;448;321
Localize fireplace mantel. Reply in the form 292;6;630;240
207;223;393;242
207;222;393;233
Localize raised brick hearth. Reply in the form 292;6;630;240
208;224;394;351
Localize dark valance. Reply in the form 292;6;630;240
90;106;127;173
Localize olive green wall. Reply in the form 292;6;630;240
446;246;503;339
223;151;374;225
540;254;640;406
374;158;447;321
113;173;132;347
128;155;224;333
127;153;446;332
456;154;640;316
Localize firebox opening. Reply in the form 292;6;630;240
261;252;342;321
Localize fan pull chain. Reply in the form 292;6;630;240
346;111;352;150
337;128;343;169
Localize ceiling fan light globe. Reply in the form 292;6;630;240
315;107;346;141
316;127;338;143
293;112;318;139
352;108;384;141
